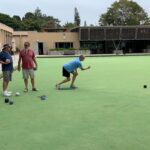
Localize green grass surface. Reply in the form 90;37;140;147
0;56;150;150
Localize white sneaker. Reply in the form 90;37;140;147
3;91;11;97
6;91;12;94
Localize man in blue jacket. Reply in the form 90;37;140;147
0;44;13;96
56;55;90;89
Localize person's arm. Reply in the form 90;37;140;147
17;52;21;71
0;60;7;64
80;66;91;71
33;57;38;70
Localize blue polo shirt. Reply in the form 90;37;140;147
0;51;13;71
63;57;82;73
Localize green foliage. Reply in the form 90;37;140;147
99;0;150;25
0;13;15;28
79;47;89;50
49;48;89;51
22;7;61;31
13;15;21;21
23;12;35;20
74;7;80;26
34;7;42;18
63;22;76;29
22;19;41;31
0;7;61;31
49;48;76;51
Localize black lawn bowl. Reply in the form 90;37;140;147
4;98;9;103
40;95;47;100
9;101;14;105
143;85;147;88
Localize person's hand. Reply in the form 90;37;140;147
0;61;7;64
88;66;91;69
33;66;37;71
5;59;10;64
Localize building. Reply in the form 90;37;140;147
71;26;150;54
13;25;150;54
13;30;79;55
0;23;13;50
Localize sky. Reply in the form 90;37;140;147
0;0;150;26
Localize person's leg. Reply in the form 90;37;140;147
29;69;37;91
31;78;38;91
24;79;28;89
56;77;70;89
22;69;29;92
56;67;71;89
70;70;78;88
3;79;9;91
2;71;11;96
3;80;10;96
31;78;35;88
57;77;71;86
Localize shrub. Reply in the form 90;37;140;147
49;48;76;51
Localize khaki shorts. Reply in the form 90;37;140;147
3;71;12;81
22;69;34;79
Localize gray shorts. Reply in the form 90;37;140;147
22;69;34;79
3;71;12;81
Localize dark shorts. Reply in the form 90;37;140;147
3;71;12;81
62;67;70;78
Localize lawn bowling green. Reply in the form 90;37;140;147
0;56;150;150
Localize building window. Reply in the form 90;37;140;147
55;42;73;49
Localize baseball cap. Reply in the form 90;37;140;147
2;44;10;50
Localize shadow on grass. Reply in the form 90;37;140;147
59;87;77;90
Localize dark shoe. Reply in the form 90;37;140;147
32;88;38;91
70;86;78;89
55;84;61;90
24;88;28;92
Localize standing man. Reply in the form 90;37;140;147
18;42;38;92
56;55;90;89
0;44;13;96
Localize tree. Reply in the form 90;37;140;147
74;7;80;26
13;15;21;21
23;12;35;20
12;15;22;30
0;8;61;31
22;8;61;31
63;22;76;29
99;0;150;26
84;21;87;26
22;12;39;31
0;13;20;29
34;7;42;18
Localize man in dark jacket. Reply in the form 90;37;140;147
0;44;13;97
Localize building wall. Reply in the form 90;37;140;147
0;23;13;50
13;31;28;50
13;31;80;54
